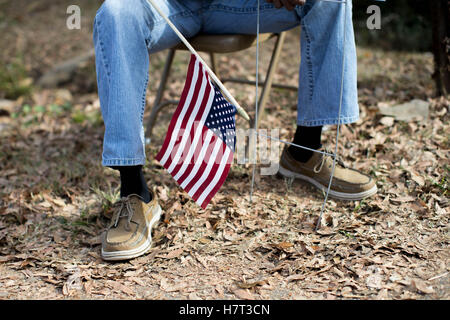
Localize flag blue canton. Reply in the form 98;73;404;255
204;86;237;152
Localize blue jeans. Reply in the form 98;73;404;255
93;0;358;167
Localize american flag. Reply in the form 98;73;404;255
156;54;236;209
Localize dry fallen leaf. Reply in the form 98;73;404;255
391;196;416;203
0;255;14;263
366;274;384;289
410;171;425;186
235;279;266;289
275;242;294;250
411;279;434;294
160;278;187;292
107;280;135;295
0;20;448;301
156;186;168;202
165;248;184;259
316;227;336;236
286;274;305;282
233;288;254;300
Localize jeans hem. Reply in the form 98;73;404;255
102;158;146;167
297;115;359;127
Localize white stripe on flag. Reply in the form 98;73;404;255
159;60;200;166
187;138;223;198
196;146;231;206
179;130;214;188
167;69;211;174
172;85;215;180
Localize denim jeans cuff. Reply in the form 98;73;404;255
297;115;360;127
102;158;146;167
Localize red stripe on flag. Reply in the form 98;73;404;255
175;125;211;185
183;132;219;194
191;141;229;206
156;54;235;209
158;62;207;169
198;150;234;209
190;142;228;203
169;79;213;178
177;64;205;132
156;55;198;163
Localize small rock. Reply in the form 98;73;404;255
37;49;95;88
379;99;429;122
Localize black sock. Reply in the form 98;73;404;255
111;165;151;203
288;125;323;163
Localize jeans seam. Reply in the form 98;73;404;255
300;19;314;103
140;75;149;124
203;3;275;13
95;16;112;90
140;72;149;154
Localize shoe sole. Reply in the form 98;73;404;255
278;166;377;201
101;204;162;261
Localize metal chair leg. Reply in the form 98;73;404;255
245;32;287;162
209;52;219;78
255;31;287;127
145;48;176;141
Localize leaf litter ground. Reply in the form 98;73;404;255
0;0;448;299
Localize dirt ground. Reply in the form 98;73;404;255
0;0;448;300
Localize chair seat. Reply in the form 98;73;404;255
174;33;274;53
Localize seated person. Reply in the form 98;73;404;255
93;0;377;261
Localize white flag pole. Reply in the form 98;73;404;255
147;0;250;122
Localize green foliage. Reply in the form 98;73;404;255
71;109;103;126
11;102;73;127
432;166;449;196
0;56;33;99
92;185;120;212
11;101;103;127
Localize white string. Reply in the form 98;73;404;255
255;131;335;157
249;0;260;204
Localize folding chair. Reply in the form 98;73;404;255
145;32;298;142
